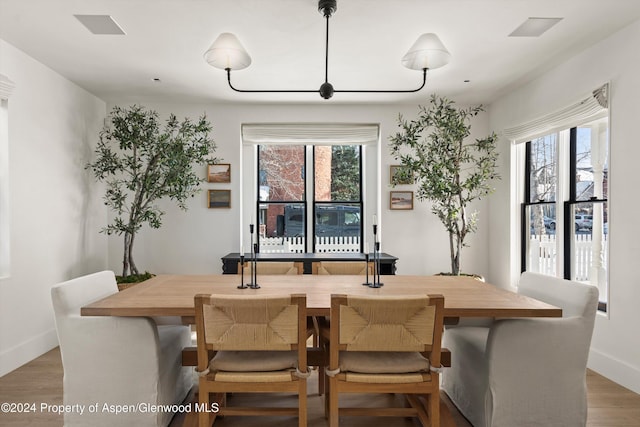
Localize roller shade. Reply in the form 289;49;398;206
242;123;379;145
504;83;609;144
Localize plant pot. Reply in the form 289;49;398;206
116;272;155;291
435;272;485;282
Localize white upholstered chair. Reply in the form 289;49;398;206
51;270;192;427
442;272;599;427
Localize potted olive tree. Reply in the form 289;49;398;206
87;105;218;285
389;95;499;276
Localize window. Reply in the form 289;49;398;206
313;145;362;249
521;117;609;311
0;74;14;278
257;144;362;253
523;133;559;276
257;145;306;246
243;123;378;254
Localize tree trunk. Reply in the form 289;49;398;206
122;230;140;277
128;231;139;276
449;232;460;275
454;234;462;275
122;232;131;277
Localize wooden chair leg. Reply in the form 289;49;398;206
319;367;325;395
323;375;330;419
198;388;210;427
429;391;440;427
299;380;307;427
328;377;339;427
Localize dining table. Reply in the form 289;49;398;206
81;273;562;321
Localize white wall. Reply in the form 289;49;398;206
488;20;640;393
104;102;493;279
0;40;107;376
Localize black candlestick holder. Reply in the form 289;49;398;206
248;227;260;289
362;253;372;286
238;254;247;289
373;241;384;287
369;225;383;288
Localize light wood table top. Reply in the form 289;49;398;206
81;274;562;319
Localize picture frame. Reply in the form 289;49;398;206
390;191;414;210
208;189;231;208
389;164;413;185
207;163;231;183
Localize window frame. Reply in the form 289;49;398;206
521;119;609;312
256;144;364;253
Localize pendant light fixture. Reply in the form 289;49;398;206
204;0;450;99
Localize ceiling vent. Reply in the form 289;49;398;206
509;17;563;37
74;15;126;35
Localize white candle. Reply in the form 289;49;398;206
241;245;244;255
373;214;377;226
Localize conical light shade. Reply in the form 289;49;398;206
204;32;252;70
401;33;450;70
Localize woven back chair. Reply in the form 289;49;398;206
312;261;373;275
237;261;303;275
194;293;308;427
325;293;445;427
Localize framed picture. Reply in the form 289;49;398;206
390;191;414;210
208;189;231;208
389;165;413;185
207;163;231;183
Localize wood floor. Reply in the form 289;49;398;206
1;347;639;426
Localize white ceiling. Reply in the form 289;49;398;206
1;0;640;105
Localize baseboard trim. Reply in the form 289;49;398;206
588;347;640;394
0;328;59;377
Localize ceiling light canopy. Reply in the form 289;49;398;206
203;0;450;100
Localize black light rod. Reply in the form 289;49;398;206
225;68;428;96
225;68;318;93
324;14;330;84
334;68;428;93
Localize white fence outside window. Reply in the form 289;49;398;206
259;236;305;253
529;234;608;282
260;236;360;254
